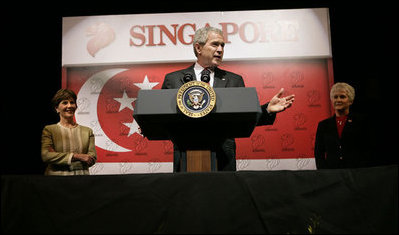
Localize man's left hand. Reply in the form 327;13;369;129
267;88;295;113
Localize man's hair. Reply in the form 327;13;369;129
51;89;77;109
193;26;223;57
330;82;355;102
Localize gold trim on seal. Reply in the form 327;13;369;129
176;81;216;118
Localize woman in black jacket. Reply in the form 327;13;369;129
314;83;373;169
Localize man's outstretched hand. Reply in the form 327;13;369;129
266;88;295;113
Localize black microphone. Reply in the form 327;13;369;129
201;69;210;83
183;73;194;83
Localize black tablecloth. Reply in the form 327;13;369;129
1;165;397;234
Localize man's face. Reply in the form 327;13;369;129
195;31;225;68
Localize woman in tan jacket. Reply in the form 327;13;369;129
41;89;96;175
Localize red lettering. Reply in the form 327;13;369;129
219;22;238;43
145;25;156;46
129;21;280;47
158;24;178;45
257;22;269;43
239;22;259;43
178;23;196;45
129;25;145;46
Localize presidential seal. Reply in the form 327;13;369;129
177;81;216;118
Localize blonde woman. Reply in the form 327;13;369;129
314;83;372;169
41;89;96;175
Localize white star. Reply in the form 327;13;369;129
113;90;137;112
134;75;159;90
123;119;141;137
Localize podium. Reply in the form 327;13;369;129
133;87;262;172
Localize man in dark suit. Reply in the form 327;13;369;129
162;26;295;172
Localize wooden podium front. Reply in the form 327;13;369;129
185;150;213;172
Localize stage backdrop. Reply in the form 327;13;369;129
62;8;333;174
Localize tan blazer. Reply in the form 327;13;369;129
41;123;97;175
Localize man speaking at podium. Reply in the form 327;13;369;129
162;26;295;172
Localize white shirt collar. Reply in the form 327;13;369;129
194;62;214;87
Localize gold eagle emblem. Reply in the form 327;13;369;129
187;89;205;109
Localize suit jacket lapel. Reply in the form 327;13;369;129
328;116;341;143
213;67;228;87
178;64;196;86
341;113;354;140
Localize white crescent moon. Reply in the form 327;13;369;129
75;68;131;152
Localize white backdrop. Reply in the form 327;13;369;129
63;8;331;65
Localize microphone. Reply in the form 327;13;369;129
183;73;194;83
201;69;211;83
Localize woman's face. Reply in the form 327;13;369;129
56;98;77;119
332;90;352;112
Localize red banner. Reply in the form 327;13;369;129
64;59;333;165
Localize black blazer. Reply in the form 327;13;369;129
314;112;373;169
162;64;276;171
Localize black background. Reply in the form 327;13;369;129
1;0;397;174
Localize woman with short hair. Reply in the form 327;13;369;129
314;82;372;169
